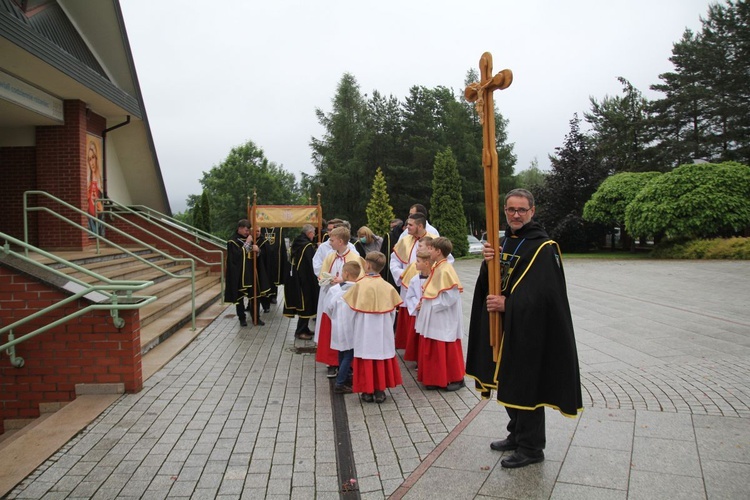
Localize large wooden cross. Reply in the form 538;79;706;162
464;52;512;362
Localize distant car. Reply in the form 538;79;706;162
467;235;484;254
480;230;506;243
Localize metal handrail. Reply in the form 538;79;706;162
23;190;197;329
104;200;225;296
124;203;225;247
1;232;156;368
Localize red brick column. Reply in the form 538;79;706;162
0;146;37;244
35;100;89;250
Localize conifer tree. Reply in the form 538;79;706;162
199;190;211;233
365;167;395;237
192;196;204;231
430;148;469;256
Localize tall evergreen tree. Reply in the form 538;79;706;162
430;148;469;256
586;77;656;172
192;196;204;231
310;73;369;226
365;167;395;237
537;115;609;252
199;190;211;233
399;85;446;210
650;0;750;165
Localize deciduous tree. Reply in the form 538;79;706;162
199;140;298;238
624;162;750;240
583;171;662;249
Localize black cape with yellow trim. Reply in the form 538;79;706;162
224;232;271;303
258;227;290;295
466;221;583;417
282;231;319;318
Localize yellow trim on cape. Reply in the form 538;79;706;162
399;262;419;289
391;232;437;264
491;238;580;419
320;249;364;278
465;373;498;395
342;275;402;313
421;259;462;300
509;240;559;295
293;242;315;270
495;399;583;418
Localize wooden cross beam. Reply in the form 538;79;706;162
464;52;512;362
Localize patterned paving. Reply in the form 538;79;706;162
7;258;750;499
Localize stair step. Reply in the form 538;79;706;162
139;275;220;327
64;259;193;283
133;271;213;302
140;283;223;354
51;252;163;276
28;247;150;267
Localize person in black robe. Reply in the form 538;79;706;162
225;219;270;327
257;227;290;312
465;189;582;469
283;224;319;339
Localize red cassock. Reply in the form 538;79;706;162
343;274;403;394
414;259;465;388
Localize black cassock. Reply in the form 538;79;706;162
378;227;402;291
465;221;583;417
258;227;290;301
283;231;319;319
224;233;271;304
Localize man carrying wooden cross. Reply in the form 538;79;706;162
464;53;582;469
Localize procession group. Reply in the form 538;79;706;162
224;190;583;469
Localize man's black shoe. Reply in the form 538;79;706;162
239;319;248;327
263;308;270;313
361;393;374;403
500;451;544;468
254;319;265;326
445;380;465;392
490;438;518;452
326;366;338;378
295;332;313;340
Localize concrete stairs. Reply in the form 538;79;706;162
39;245;224;354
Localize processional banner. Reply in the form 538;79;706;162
251;205;320;227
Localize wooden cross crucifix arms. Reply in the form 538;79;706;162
464;52;512;362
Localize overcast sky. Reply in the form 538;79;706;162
119;0;714;213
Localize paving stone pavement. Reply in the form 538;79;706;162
6;259;750;499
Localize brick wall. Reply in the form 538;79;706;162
0;102;108;250
34;100;107;250
0;146;37;244
0;266;142;435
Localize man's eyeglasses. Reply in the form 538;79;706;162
504;207;531;216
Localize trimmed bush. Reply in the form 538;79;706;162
652;237;750;259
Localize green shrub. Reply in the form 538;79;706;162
652;237;750;259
